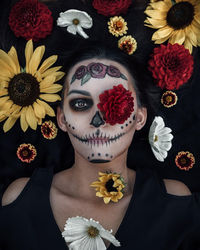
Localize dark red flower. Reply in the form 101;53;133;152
92;0;132;17
175;151;195;171
9;0;53;41
148;43;194;90
17;143;37;163
97;84;134;125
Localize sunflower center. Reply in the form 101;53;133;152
167;2;194;30
87;226;99;238
105;179;118;192
73;19;80;25
8;73;40;106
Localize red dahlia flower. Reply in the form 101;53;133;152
97;84;134;125
92;0;132;16
148;43;194;90
9;0;53;41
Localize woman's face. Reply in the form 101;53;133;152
57;58;147;163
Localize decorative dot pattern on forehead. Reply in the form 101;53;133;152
97;84;134;125
70;63;127;85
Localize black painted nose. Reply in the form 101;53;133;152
90;111;105;128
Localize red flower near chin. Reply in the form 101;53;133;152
9;0;53;41
97;84;134;125
92;0;132;16
148;43;194;90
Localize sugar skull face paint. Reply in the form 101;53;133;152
58;59;145;163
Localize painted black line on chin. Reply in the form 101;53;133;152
90;159;110;163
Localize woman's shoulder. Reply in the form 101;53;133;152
163;178;191;196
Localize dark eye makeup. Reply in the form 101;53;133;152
69;98;93;111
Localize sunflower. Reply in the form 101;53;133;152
144;0;200;53
90;172;125;204
0;40;65;132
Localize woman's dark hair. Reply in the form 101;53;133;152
60;41;160;134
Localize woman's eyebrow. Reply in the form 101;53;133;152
67;90;91;96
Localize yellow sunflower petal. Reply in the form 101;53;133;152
185;26;198;46
53;71;65;82
8;47;20;74
149;1;169;11
20;107;28;132
36;99;55;116
3;116;18;132
194;13;200;25
9;104;21;115
38;55;58;74
41;66;62;78
184;38;193;53
40;84;63;94
96;192;104;197
0;114;7;122
0;50;18;74
25;40;33;73
37;117;42;125
145;17;167;28
168;29;185;44
0;96;9;106
25;105;37;130
29;45;45;75
39;75;56;89
152;26;174;40
0;59;15;77
144;10;167;20
0;88;8;96
33;101;46;119
39;94;61;102
0;100;13;113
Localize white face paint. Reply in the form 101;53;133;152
62;59;140;163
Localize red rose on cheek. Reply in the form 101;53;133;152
97;84;134;125
92;0;132;16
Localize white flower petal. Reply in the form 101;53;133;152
100;230;121;247
96;237;107;250
67;25;78;35
149;116;173;162
76;25;89;39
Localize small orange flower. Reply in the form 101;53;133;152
175;151;195;171
41;120;58;139
90;172;125;204
118;35;137;55
161;91;178;108
17;143;37;163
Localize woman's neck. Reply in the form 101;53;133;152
62;150;135;203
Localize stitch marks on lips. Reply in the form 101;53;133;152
71;131;125;147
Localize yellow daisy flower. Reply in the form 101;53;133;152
144;0;200;53
108;16;128;37
118;35;137;55
0;40;65;132
90;172;125;204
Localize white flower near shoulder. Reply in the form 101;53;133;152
62;216;121;250
149;116;173;162
57;9;93;39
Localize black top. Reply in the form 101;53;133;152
0;166;199;250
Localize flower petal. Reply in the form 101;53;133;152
38;55;58;74
76;25;89;39
20;107;29;132
67;25;78;35
39;75;56;89
39;94;61;102
100;230;121;247
29;45;45;75
168;30;185;45
8;46;20;74
25;105;37;130
0;49;17;74
33;101;46;118
25;40;34;73
41;66;62;78
152;26;174;40
3;116;18;132
36;99;55;116
40;84;63;94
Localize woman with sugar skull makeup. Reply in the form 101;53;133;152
0;42;200;250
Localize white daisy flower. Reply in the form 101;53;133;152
62;216;121;250
149;116;173;162
57;9;93;39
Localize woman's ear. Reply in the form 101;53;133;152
57;106;68;132
135;107;147;131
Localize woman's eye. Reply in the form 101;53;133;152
69;99;93;111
